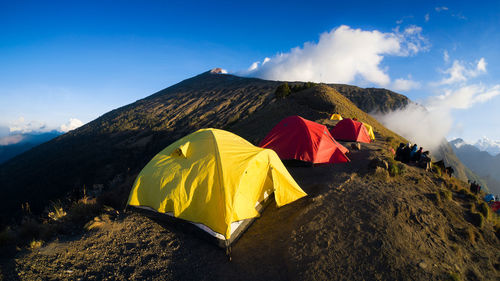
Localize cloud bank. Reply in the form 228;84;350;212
377;57;500;151
243;25;428;86
7;117;84;135
392;77;421;91
60;118;84;132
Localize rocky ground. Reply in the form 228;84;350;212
2;140;499;281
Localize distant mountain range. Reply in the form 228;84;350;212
450;138;500;195
0;131;62;164
473;137;500;156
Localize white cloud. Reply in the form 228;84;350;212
242;25;429;86
476;57;486;72
443;50;449;63
435;6;449;12
379;83;500;151
9;117;47;133
376;103;452;151
0;135;24;146
60;118;84;132
248;62;259;71
378;53;498;151
392;78;421;91
425;13;430;22
428;84;500;110
439;58;487;85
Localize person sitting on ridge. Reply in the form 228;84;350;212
418;151;431;171
409;144;418;162
415;147;423;162
402;143;412;163
395;143;405;161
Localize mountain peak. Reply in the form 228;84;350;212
209;67;228;74
474;136;500;156
449;138;466;148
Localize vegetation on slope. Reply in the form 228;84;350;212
0;73;410;226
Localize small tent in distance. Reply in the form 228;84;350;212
362;122;376;141
330;118;371;143
259;115;349;164
127;128;307;247
330;113;343;120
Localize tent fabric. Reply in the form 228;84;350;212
127;128;307;240
492;201;500;213
259;116;349;164
362;122;376;141
330;118;372;143
330;114;343;120
484;194;495;202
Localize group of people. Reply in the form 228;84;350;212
469;180;482;195
394;142;431;170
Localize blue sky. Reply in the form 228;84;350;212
1;0;499;145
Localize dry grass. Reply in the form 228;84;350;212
439;189;452;201
447;272;461;281
477;202;490;219
66;196;101;225
457;227;476;244
47;201;67;221
29;239;43;250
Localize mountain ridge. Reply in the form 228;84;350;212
1;71;499;280
450;138;500;194
0;71;412;225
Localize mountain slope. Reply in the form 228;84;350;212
0;131;61;164
450;138;500;194
328;84;410;113
1;71;498;280
0;72;408;225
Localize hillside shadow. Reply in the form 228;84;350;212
0;250;20;281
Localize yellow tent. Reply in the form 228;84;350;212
127;128;306;243
330;113;343;120
362;122;375;141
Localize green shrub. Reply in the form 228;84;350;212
290;82;317;93
275;83;291;99
388;158;399;177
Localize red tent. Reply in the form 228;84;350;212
492;201;500;213
259;116;349;164
330;118;371;143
